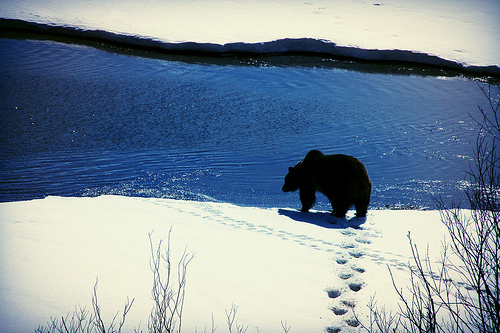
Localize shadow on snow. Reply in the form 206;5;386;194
278;208;366;229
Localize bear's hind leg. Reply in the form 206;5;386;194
331;197;351;218
354;196;370;217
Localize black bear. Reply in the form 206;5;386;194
282;150;371;218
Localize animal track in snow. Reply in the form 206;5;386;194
351;266;365;273
355;236;371;244
348;282;363;292
331;307;348;316
346;318;360;327
196;206;372;254
339;272;353;280
325;222;374;331
341;299;356;308
336;258;348;265
348;250;364;258
340;229;356;236
326;288;341;299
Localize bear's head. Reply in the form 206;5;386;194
282;166;300;192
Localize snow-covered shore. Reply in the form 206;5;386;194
1;0;499;74
0;195;450;332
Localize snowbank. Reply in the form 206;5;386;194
1;0;499;74
0;195;450;332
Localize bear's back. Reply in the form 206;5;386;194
303;151;370;190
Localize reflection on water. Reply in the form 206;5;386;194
0;38;488;209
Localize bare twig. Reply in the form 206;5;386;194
280;320;291;333
148;230;194;333
225;304;248;333
36;279;134;333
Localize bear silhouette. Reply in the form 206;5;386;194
282;150;371;218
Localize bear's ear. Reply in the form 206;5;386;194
288;166;293;172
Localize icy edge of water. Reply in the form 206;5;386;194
2;18;500;76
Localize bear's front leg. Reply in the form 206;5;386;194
299;187;316;212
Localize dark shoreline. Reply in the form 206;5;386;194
1;17;499;81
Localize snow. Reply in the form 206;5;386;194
0;0;490;331
0;195;451;332
0;0;499;72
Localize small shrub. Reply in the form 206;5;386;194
359;83;500;332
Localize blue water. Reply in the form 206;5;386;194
0;37;489;210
